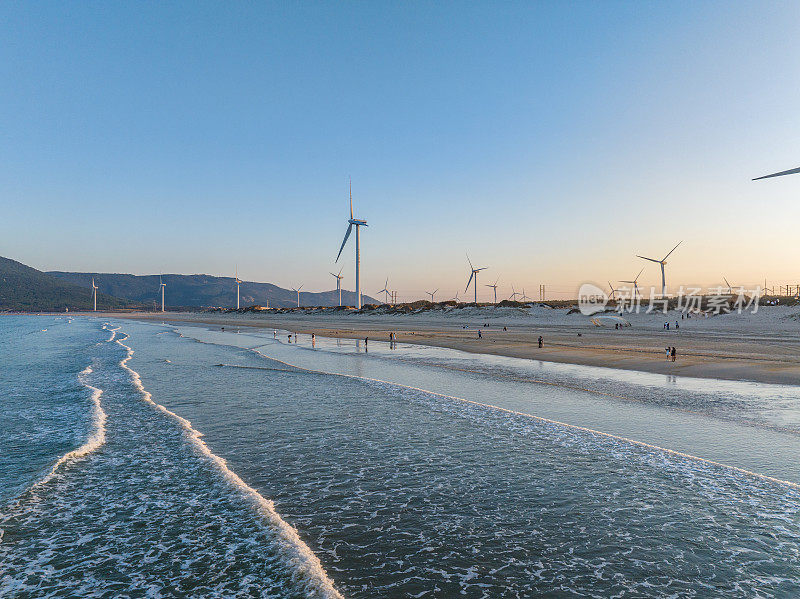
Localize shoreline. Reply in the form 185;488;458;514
91;310;800;386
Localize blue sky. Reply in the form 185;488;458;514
2;2;799;300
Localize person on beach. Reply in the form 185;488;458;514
478;330;482;339
666;347;671;360
273;330;277;338
675;321;679;329
364;336;368;348
288;334;292;343
671;347;676;362
538;336;543;348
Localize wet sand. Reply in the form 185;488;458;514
100;309;800;386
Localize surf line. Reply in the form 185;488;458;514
114;334;343;599
251;349;800;493
23;364;107;496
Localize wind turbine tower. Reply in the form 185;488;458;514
637;241;682;296
292;285;303;308
378;278;391;304
465;256;487;304
620;267;644;299
91;278;98;312
486;278;499;304
330;268;344;306
159;276;166;313
335;180;368;309
235;266;242;309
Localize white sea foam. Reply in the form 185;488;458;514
251;349;800;492
29;364;107;493
115;333;343;599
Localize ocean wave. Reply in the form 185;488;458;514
115;332;343;599
249;348;800;493
25;364;106;496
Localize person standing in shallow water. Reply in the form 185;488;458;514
538;336;543;348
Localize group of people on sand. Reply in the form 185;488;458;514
665;346;677;362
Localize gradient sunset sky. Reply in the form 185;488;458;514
2;2;799;300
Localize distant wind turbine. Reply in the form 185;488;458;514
486;278;499;304
608;281;618;301
335;179;368;309
637;241;682;296
235;266;241;309
723;276;734;295
520;288;531;303
292;285;303;308
753;166;800;180
620;267;645;299
159;275;166;313
451;290;461;303
508;284;520;302
465;255;486;303
91;277;98;311
378;278;391;304
426;288;439;302
330;268;344;306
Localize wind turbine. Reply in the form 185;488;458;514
91;278;98;311
753;166;800;180
637;241;682;296
159;276;166;313
486;278;499;304
508;284;520;302
451;291;461;303
330;268;344;306
426;289;439;302
723;276;734;295
335;179;368;309
465;255;486;303
235;266;241;310
378;278;391;304
608;281;619;301
620;267;644;299
520;288;531;303
292;285;303;308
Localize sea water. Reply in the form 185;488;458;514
1;315;799;597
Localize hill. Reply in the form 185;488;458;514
47;271;378;309
0;257;134;312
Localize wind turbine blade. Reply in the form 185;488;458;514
661;240;683;262
349;178;353;218
465;272;474;293
335;224;353;262
338;267;343;276
434;289;438;295
466;254;474;270
637;255;662;264
753;166;800;180
634;267;644;282
723;276;731;288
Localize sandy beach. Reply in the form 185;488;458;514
104;305;800;386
